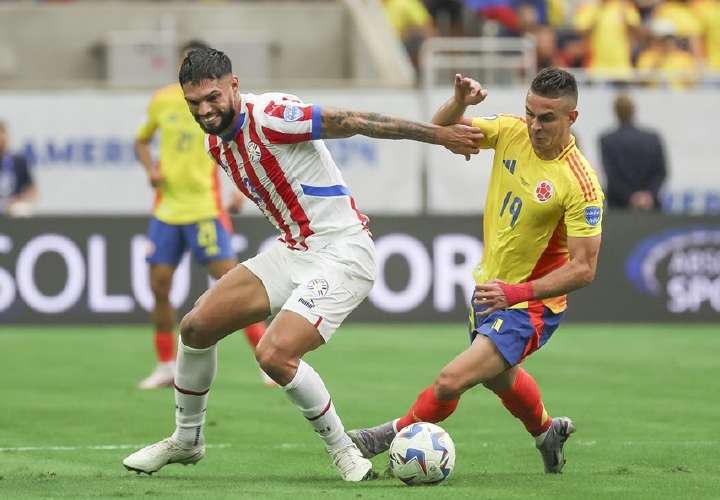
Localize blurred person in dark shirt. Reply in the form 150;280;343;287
599;95;667;211
424;0;465;35
0;121;36;217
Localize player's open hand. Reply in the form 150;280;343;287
438;124;484;160
454;74;487;107
473;280;509;316
148;163;164;188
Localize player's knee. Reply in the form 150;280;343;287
255;341;295;384
434;369;464;400
150;275;172;301
179;308;214;349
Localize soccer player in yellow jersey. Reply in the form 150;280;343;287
135;40;267;389
350;68;604;474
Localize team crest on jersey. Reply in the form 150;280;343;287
535;180;554;202
306;279;329;298
246;141;261;162
283;105;304;122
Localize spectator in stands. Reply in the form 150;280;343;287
463;0;522;34
383;0;438;69
573;0;641;79
600;95;667;211
555;32;586;69
534;25;561;68
637;20;698;88
691;0;720;72
0;120;36;217
424;0;465;36
650;0;703;57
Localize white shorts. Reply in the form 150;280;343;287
242;231;375;341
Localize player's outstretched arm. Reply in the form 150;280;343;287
432;74;488;127
320;108;483;157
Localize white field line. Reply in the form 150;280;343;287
0;443;231;452
575;440;719;447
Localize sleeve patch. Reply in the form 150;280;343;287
283;105;304;122
584;206;602;226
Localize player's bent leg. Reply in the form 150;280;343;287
207;258;272;384
350;335;508;459
139;264;177;390
123;265;271;475
180;264;271;349
434;334;510;399
485;368;575;473
257;310;374;481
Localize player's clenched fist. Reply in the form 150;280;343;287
473;280;510;316
454;74;488;107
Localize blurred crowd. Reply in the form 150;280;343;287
27;0;720;86
384;0;720;87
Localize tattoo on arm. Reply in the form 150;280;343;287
321;108;439;144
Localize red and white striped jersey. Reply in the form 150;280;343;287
206;92;369;251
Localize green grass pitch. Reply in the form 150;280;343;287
1;323;719;499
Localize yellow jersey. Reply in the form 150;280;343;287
692;0;720;70
573;0;640;77
470;114;604;313
383;0;432;33
136;83;223;225
637;47;698;89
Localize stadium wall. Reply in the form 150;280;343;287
0;214;718;324
0;87;718;215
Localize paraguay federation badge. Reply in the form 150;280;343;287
535;180;554;203
306;279;329;298
246;141;261;162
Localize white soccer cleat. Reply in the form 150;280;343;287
122;438;205;475
138;362;175;390
329;443;376;481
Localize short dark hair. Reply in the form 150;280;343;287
179;47;232;86
613;94;635;125
530;67;578;104
179;39;209;57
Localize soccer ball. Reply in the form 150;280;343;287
388;422;455;486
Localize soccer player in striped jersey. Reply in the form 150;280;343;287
134;40;269;389
123;47;483;481
349;68;604;474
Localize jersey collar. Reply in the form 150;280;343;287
555;135;576;161
219;92;248;142
219;112;245;143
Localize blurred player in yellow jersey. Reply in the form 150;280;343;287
350;68;604;474
135;40;268;389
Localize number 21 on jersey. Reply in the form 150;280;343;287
500;191;523;227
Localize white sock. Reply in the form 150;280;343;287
171;339;217;448
283;360;352;452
